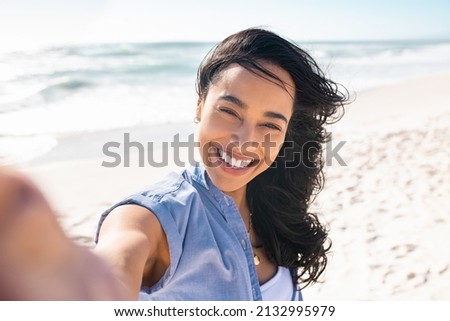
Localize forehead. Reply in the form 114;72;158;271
217;62;295;94
209;63;295;108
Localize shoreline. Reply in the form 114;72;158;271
4;72;450;168
27;120;198;166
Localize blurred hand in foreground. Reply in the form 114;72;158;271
0;167;126;300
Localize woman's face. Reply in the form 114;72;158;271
197;62;295;194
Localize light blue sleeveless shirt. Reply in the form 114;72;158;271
96;163;302;301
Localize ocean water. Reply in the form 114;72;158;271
1;40;450;164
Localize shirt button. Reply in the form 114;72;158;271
241;239;246;249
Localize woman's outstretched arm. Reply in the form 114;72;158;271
94;204;169;300
0;167;166;300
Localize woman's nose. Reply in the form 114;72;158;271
229;123;261;153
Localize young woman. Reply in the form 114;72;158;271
0;28;347;300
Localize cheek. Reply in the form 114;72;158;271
197;112;232;143
196;119;225;161
264;147;282;169
262;133;287;164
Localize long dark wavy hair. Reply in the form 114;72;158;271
196;28;348;288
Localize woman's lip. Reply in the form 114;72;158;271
211;146;261;168
218;158;254;173
225;149;255;161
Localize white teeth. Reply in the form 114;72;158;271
225;152;233;165
218;148;253;168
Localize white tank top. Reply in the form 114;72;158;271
260;266;295;301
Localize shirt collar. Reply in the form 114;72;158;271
189;162;211;190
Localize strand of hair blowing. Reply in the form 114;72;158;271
197;28;348;288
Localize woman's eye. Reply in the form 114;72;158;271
263;123;281;131
220;108;239;118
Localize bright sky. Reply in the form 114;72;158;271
1;0;449;50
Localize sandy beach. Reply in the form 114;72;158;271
17;73;450;300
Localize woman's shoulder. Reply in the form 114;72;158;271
97;165;206;228
137;164;207;203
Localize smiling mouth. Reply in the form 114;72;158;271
211;146;259;169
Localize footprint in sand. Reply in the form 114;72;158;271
391;243;417;259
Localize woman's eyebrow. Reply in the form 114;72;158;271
218;94;288;123
264;111;288;124
218;94;248;109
